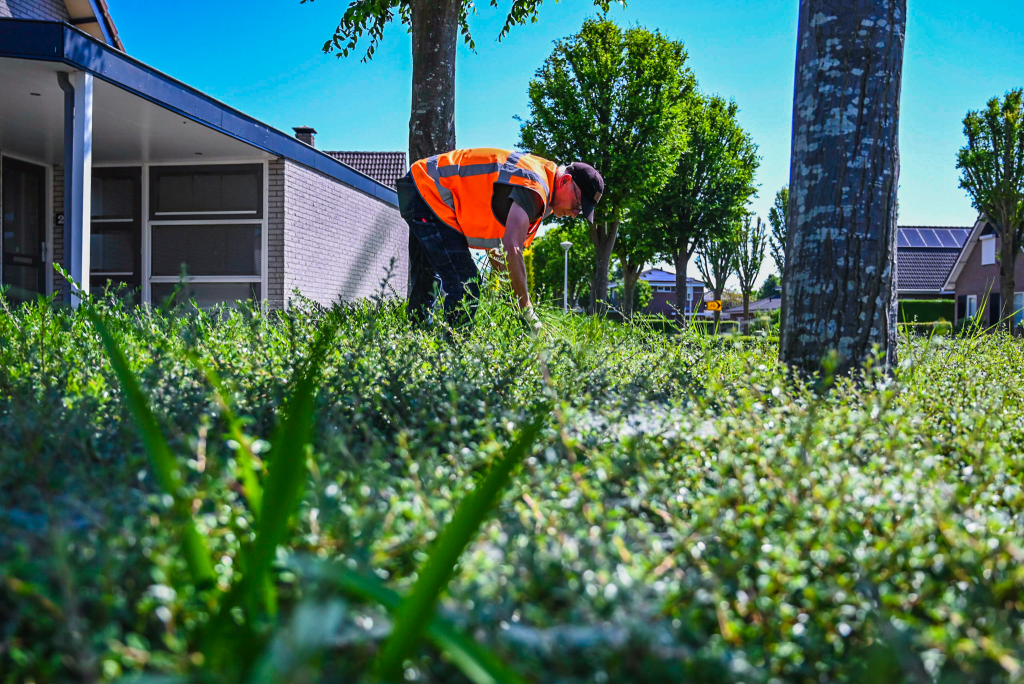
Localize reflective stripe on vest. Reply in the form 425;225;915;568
411;148;557;250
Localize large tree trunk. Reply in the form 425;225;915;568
620;258;643;318
408;0;459;163
999;231;1017;330
407;0;459;295
742;291;750;331
589;220;620;314
779;0;905;376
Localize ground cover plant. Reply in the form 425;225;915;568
2;287;1024;683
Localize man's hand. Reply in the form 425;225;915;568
523;305;544;336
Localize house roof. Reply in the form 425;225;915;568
941;217;993;291
0;18;398;207
640;268;705;286
723;296;781;315
63;0;124;52
325;151;407;189
895;226;972;293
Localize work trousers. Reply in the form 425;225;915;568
396;172;480;327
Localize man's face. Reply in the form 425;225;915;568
550;175;582;218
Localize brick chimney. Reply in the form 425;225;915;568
293;126;317;147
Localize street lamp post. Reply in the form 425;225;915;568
560;241;572;311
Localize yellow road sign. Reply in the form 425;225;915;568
706;300;722;311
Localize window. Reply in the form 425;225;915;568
91;168;142;300
148;164;264;308
967;295;978;319
981;235;996;265
1015;293;1024;330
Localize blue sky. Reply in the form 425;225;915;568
110;0;1023;283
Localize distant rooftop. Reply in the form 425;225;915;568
896;226;970;292
325;151;407;189
640;268;705;286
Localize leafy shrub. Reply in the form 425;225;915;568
689;318;739;335
899;298;955;323
898;321;952;337
3;288;1024;683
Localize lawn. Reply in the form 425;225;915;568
1;290;1023;683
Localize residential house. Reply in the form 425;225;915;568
722;295;781;322
0;5;408;309
897;226;971;300
638;268;705;317
942;217;1024;327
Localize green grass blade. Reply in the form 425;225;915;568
245;313;340;617
84;308;215;587
375;406;548;681
191;354;264;520
311;565;524;684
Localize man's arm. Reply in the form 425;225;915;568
501;201;533;312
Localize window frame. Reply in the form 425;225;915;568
143;161;268;308
149;163;264;222
980;234;996;266
966;294;978;319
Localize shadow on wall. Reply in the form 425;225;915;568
286;208;409;307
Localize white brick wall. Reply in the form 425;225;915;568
0;0;70;20
277;159;408;308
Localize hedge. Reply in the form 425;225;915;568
899;298;954;323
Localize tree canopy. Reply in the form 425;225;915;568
767;186;788;276
957;88;1024;327
735;214;768;321
307;0;624;61
519;18;693;311
642;93;759;311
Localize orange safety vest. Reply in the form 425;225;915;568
410;148;558;250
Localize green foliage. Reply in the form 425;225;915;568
735;214;768;309
898;299;955;323
957;89;1024;251
643;92;759;285
695;228;739;302
531;222;594;306
612;279;653;313
519;18;694;224
756;273;781;300
898;321;953;337
768;186;789;274
7;288;1024;683
306;0;625;61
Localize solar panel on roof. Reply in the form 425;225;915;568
905;229;926;247
897;231;910;248
921;229;942;247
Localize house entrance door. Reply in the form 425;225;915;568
1;157;47;303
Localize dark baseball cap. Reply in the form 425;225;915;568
566;162;605;224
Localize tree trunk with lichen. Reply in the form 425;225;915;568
779;0;905;376
619;258;643;318
408;0;459;163
589;220;619;314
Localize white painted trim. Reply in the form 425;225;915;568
142;162;151;305
942;215;988;291
69;71;93;308
262;159;269;308
149;218;263;226
154;210;259;216
150;276;261;283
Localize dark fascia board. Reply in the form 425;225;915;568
0;18;398;208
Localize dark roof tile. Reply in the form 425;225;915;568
897;248;960;292
324;151;407;189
